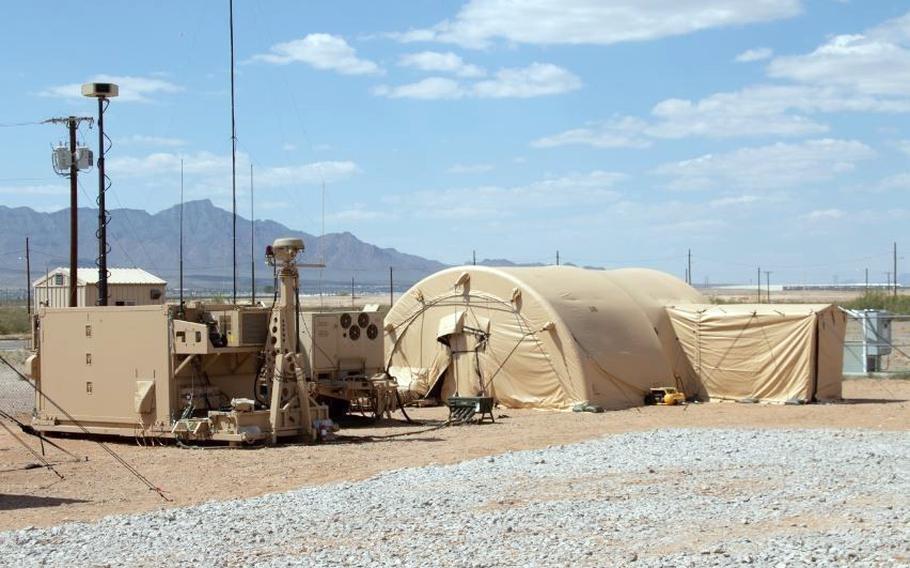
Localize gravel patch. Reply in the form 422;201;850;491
1;428;907;567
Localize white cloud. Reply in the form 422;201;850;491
397;170;625;219
534;13;910;148
391;0;801;48
801;208;845;221
373;77;464;100
768;12;910;96
472;63;581;98
0;184;67;196
532;81;910;148
108;151;360;187
40;74;182;103
655;139;875;190
375;63;580;100
252;34;382;75
398;51;485;77
857;172;910;193
327;205;394;222
447;163;494;174
708;194;760;208
735;47;774;62
532;117;652;149
256;161;361;187
108;151;231;177
120;135;187;147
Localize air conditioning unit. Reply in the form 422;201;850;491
214;308;270;347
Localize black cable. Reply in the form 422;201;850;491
0;408;82;461
394;389;414;424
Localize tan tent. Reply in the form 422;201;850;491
666;304;846;403
384;266;704;410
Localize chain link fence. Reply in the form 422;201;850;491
0;339;34;419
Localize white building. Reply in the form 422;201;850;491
33;268;166;309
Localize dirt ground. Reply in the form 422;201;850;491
0;379;907;532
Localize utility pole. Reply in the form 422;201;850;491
865;267;869;294
351;276;355;308
894;241;899;298
764;271;772;303
25;237;31;316
250;163;255;305
472;250;476;266
757;267;761;303
687;249;692;285
556;250;560;266
389;266;394;307
45;115;92;307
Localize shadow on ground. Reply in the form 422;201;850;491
0;494;88;511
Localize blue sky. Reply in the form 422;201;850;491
1;0;908;284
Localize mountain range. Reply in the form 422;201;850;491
0;200;446;292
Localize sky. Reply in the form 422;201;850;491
0;0;908;285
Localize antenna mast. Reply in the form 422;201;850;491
229;0;238;304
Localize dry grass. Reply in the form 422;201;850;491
0;306;29;335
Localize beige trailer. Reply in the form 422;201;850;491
33;267;166;310
27;239;331;444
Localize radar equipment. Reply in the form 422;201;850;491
260;238;331;443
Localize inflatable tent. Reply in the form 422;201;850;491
384;266;703;410
666;304;846;403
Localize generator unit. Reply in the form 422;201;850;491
299;306;386;380
299;306;390;418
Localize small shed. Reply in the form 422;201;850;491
33;267;167;309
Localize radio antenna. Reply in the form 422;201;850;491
229;0;238;304
179;159;185;312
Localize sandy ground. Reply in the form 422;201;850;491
0;379;907;532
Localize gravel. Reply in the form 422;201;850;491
1;428;907;567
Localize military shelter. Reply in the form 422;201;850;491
666;304;846;403
384;266;703;410
33;267;166;309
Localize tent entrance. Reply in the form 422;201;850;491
431;311;491;399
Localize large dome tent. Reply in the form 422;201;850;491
383;265;704;410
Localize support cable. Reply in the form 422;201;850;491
0;417;64;479
0;354;171;501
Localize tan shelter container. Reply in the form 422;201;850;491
384;266;704;410
666;304;846;403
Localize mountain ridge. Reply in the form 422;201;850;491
0;199;446;290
